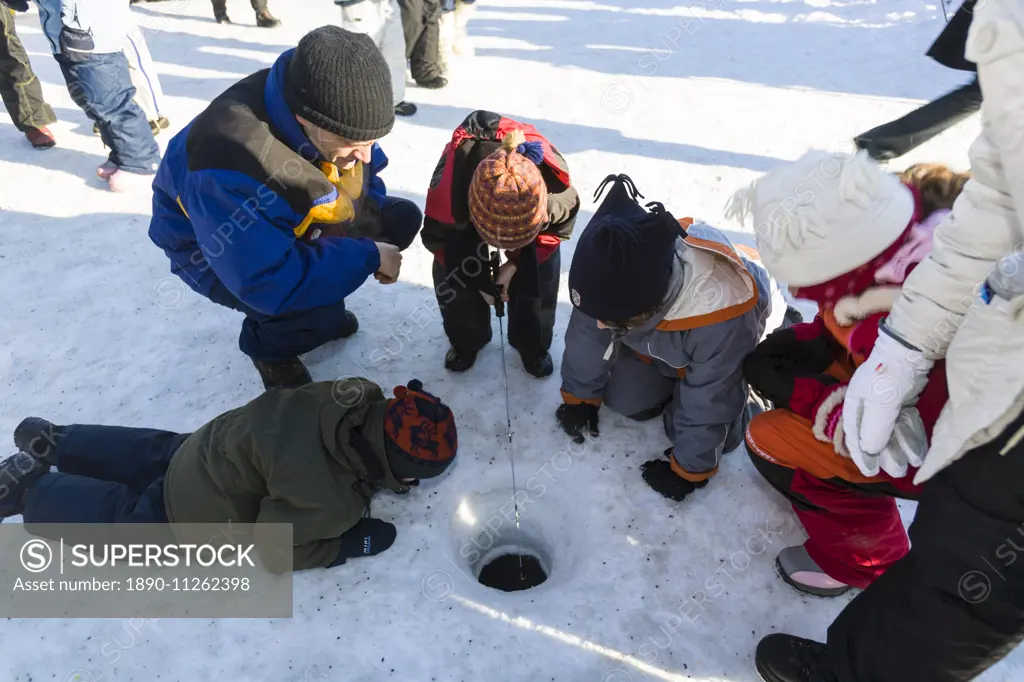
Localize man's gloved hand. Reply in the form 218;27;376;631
843;328;932;474
640;451;708;502
330;518;397;567
555;403;599;444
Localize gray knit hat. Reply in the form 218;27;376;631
284;26;395;142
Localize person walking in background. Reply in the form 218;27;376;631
149;27;422;390
754;0;1024;679
91;19;171;137
338;0;417;116
438;0;474;75
211;0;280;27
0;378;458;572
854;0;979;161
0;1;57;149
29;0;161;190
421;111;580;377
397;0;446;89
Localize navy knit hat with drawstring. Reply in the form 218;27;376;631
568;176;684;323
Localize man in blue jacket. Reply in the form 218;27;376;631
149;26;422;389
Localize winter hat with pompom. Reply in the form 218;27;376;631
468;129;549;250
383;380;458;480
725;150;915;287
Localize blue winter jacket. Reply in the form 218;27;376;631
149;50;388;316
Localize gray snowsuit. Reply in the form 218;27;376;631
560;222;772;479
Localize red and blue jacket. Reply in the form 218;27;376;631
149;49;389;316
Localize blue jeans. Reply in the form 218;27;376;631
57;52;161;174
208;196;423;361
23;425;189;524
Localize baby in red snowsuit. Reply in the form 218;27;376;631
728;153;969;596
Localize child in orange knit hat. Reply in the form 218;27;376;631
422;110;580;377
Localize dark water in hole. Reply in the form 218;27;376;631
477;554;547;592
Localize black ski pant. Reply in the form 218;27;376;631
432;248;560;359
0;7;56;133
854;77;982;161
397;0;442;83
828;407;1024;682
211;0;269;16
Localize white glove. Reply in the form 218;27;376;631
871;408;927;478
842;327;932;476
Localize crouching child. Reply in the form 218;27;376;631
557;175;772;502
0;379;457;571
422;110;580;378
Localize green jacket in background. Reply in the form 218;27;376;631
163;379;408;571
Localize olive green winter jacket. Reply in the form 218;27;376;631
163;379;409;571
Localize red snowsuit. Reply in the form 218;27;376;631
743;197;949;589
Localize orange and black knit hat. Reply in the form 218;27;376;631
468;129;549;250
383;380;458;480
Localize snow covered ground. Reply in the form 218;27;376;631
0;0;1015;680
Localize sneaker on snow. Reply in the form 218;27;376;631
444;347;478;373
25;127;56;149
519;350;553;378
107;169;156;193
252;358;313;391
755;633;838;682
14;418;63;466
416;76;448;90
775;545;851;597
0;452;49;519
255;9;280;27
394;101;417;117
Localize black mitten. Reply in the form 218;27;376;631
330;518;397;567
556;403;599;444
640;454;707;502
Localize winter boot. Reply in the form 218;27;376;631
416;75;448;90
339;310;359;338
444;347;478;372
519;350;553;378
255;9;280;27
0;452;49;519
395;101;418;117
14;418;63;466
96;161;119;180
108;169;156;193
25;127;56;149
755;633;838;682
252;358;313;390
214;9;231;23
775;545;851;597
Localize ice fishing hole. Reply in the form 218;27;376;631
477;552;548;592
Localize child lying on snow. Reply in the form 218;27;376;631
0;379;457;572
556;174;773;502
729;152;967;596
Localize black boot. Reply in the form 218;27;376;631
0;452;49;519
755;634;838;682
14;418;63;466
416;76;448;90
252;358;313;390
255;9;280;27
444;347;478;373
519;350;553;378
339;310;359;338
394;101;418;117
214;8;231;23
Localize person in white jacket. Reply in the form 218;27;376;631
754;2;1024;681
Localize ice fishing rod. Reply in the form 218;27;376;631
490;250;524;578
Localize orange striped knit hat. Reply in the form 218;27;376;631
468;129;549;250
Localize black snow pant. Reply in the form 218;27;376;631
0;7;56;133
211;0;269;15
854;77;982;161
432;248;560;360
828;407;1024;682
397;0;443;83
